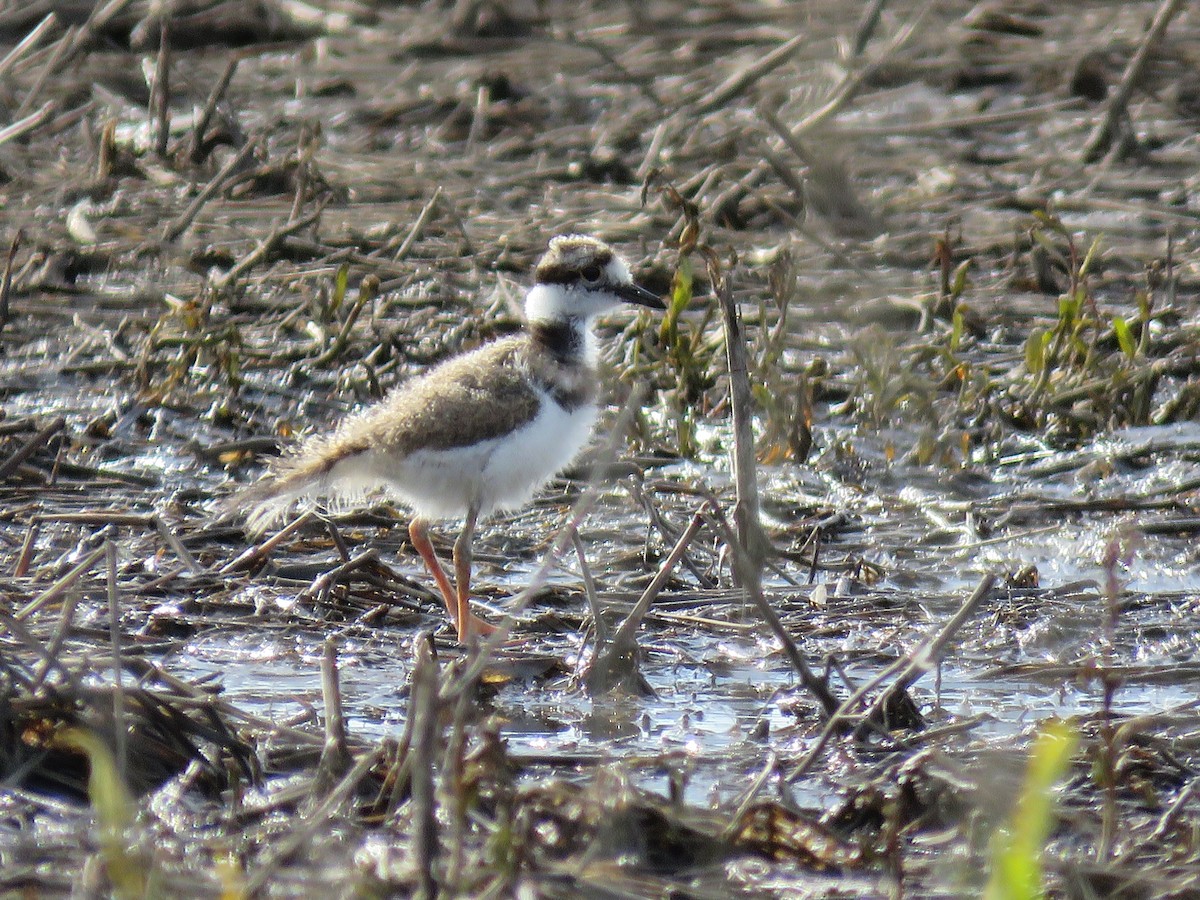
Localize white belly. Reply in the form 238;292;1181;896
366;394;598;520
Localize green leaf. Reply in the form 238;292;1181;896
330;263;350;316
61;728;133;831
659;254;693;346
984;720;1078;900
59;727;158;900
1058;293;1081;325
951;259;971;301
1025;328;1046;374
1113;316;1136;359
1029;227;1058;253
670;255;693;312
1136;290;1151;320
1041;211;1066;233
1078;236;1103;280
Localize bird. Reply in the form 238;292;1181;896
235;234;664;643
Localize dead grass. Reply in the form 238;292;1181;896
4;0;1200;897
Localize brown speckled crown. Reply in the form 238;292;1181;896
534;235;614;285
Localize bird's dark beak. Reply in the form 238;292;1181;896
615;282;665;310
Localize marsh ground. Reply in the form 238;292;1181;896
3;1;1200;896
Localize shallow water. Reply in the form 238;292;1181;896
163;424;1200;806
10;355;1195;790
13;345;1200;817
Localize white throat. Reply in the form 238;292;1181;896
524;284;601;366
524;282;625;323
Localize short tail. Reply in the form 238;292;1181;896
224;436;372;536
226;477;306;537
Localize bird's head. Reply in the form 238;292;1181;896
524;234;663;324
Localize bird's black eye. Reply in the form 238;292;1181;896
580;263;603;284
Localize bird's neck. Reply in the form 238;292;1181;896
524;284;597;367
525;315;598;411
527;316;595;366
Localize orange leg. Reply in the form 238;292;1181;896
454;504;496;643
409;515;495;643
409;517;457;622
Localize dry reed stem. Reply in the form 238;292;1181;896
105;539;128;784
14;542;107;620
788;0;935;136
584;504;709;694
212;201;328;293
188;54;240;163
0;415;62;480
219;510;317;574
708;252;840;717
410;633;440;900
314;636;351;793
0;100;55;148
0;12;58;78
383;186;443;261
1082;0;1188;162
721;750;779;842
571;527;606;648
162;135;262;243
12;25;73;120
787;573;997;782
0;607;85;694
151;516;204;574
0;229;16;332
694;33;806;116
29;580;85;691
862;571;997;725
851;0;888;57
709;252;767;582
300;548;378;601
151;20;170;157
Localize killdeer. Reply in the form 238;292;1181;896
237;235;664;642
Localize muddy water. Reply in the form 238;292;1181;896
10;284;1198;812
160;413;1200;806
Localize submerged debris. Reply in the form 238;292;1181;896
3;0;1200;896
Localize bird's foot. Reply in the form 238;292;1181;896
456;610;499;644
